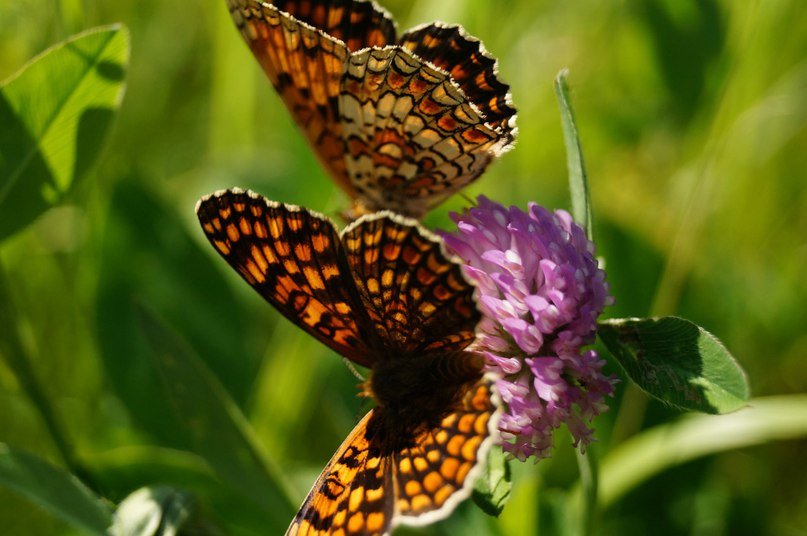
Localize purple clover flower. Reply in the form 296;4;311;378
441;196;616;461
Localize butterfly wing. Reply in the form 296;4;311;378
393;378;499;526
287;410;395;536
339;45;512;219
196;189;377;366
287;378;499;535
399;23;517;143
340;211;480;355
225;0;396;197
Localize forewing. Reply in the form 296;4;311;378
288;411;395;536
340;212;480;354
393;378;499;526
226;0;395;194
340;46;508;219
197;189;374;366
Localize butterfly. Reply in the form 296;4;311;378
225;0;517;219
197;189;500;535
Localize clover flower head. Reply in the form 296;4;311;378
442;196;616;461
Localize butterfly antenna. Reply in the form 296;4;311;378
342;358;366;382
459;192;478;208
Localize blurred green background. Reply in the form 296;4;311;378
1;0;806;534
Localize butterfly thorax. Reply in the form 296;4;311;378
363;350;483;452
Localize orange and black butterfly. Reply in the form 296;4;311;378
225;0;517;219
197;189;500;535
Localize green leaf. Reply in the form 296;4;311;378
136;306;297;530
111;487;192;536
598;316;750;414
0;24;129;240
472;447;511;517
586;395;807;509
554;69;593;240
0;443;112;535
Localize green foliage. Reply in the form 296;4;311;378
472;447;511;517
554;69;593;239
0;1;806;534
0;443;111;534
111;487;193;536
0;25;128;240
599;317;750;414
137;306;297;532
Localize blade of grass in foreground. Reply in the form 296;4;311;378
137;305;297;531
555;69;593;240
0;443;112;535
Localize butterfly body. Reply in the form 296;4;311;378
197;189;500;534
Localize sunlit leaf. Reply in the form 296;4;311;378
472;447;511;517
136;306;296;531
599;316;749;414
0;443;111;535
0;25;129;240
554;69;593;240
111;487;192;536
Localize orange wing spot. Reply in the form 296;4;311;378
288;215;304;231
226;223;240;242
364;248;379;265
262;245;278;264
311;233;330;253
419;302;437;316
366;278;379;294
434;430;448;445
332;509;347;528
413;456;428;472
202;222;214;234
471;386;490;411
417;267;436;285
348;488;364;512
446;435;464;457
399;457;412;475
233;201;246;212
254;221;268;238
335;301;351;314
440;458;460;480
411;494;431;511
275;239;292;257
434;484;454;507
303;266;325;290
366;512;385;532
239;217;252;235
427;252;449;273
214;240;231;255
458;413;476;434
461;436;483;462
220;207;231;220
363;228;383;246
382;242;401;261
251;245;269;272
283;259;300;274
474;413;490;435
268;217;284;239
457;462;473;484
366;486;384;503
344;236;361;251
211;217;222;231
423;471;443;493
426;449;440;463
405;480;422;497
295;243;312;261
322;264;340;280
433;284;451;301
347;512;364;533
244;259;266;283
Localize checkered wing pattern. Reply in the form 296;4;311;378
394;378;498;522
288;411;395;536
340;211;480;354
196;189;376;366
226;0;396;195
225;0;516;219
287;379;498;535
